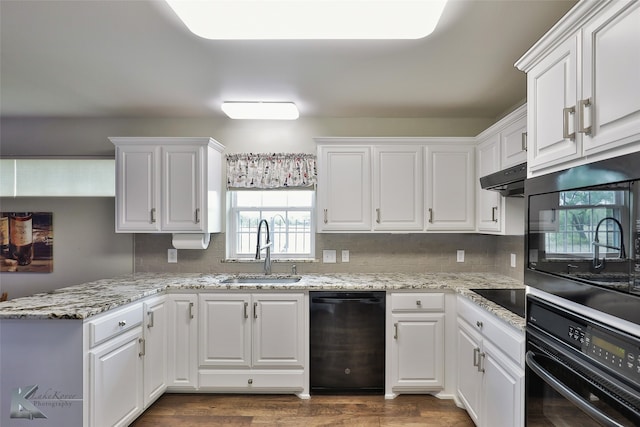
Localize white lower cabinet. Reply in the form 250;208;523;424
198;293;307;395
387;292;445;397
456;296;524;427
166;294;198;390
87;302;146;427
142;296;167;407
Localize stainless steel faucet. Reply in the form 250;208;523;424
256;219;272;275
593;216;626;270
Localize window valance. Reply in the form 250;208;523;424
226;153;317;189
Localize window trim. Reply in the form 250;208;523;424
226;190;316;260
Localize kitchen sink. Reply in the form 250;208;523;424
221;277;301;284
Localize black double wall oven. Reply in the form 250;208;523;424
524;151;640;426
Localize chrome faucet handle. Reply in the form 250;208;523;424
291;264;297;275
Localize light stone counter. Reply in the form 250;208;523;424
0;272;525;330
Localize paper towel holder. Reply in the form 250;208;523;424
172;233;211;250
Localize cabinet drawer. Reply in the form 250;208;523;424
391;293;444;312
199;370;304;391
89;303;143;347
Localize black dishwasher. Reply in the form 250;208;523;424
309;291;385;394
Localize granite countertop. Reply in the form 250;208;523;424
0;272;526;330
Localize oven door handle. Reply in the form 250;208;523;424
525;351;626;427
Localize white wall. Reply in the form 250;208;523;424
0;198;133;299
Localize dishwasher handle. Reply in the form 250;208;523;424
312;297;383;304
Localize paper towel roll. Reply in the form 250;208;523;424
172;233;211;250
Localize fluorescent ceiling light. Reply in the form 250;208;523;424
164;1;448;40
222;102;300;120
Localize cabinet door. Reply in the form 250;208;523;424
425;145;475;230
166;294;198;389
456;320;482;425
477;136;502;233
143;296;167;408
90;328;144;427
115;145;160;232
481;341;524;427
317;146;372;231
252;293;305;368
162;145;204;232
373;145;424;231
199;293;251;368
500;117;527;168
390;313;444;390
582;0;640;155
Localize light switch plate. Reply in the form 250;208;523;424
456;250;465;263
342;250;350;263
323;249;337;263
168;249;178;263
510;253;517;268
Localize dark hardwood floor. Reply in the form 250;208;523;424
131;393;474;426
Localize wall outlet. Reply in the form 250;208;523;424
167;249;178;263
456;250;465;263
342;250;350;263
510;253;517;268
323;249;337;263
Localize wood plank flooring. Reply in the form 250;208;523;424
131;394;474;426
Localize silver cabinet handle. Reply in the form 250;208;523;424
195;208;200;224
147;310;154;328
491;206;498;223
428;208;433;223
243;302;249;319
563;106;576;140
473;347;480;367
248;379;253;385
118;320;126;327
394;322;398;340
476;320;483;328
323;209;328;224
521;132;528;152
416;300;421;307
150;208;156;224
578;98;592;135
253;302;258;319
139;338;146;357
189;302;194;319
376;208;381;224
478;352;486;373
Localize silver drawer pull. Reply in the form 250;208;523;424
491;206;498;222
150;208;156;224
428;208;433;223
244;302;249;319
139;338;146;357
578;98;592;135
189;302;195;319
147;310;154;328
393;322;398;340
521;132;528;152
563;106;576;140
195;208;200;224
118;320;127;327
416;300;422;306
376;208;381;224
473;347;480;367
476;320;483;328
323;209;328;224
248;379;253;385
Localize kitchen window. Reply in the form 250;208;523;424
227;190;315;260
545;189;624;256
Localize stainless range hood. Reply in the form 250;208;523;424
479;162;527;197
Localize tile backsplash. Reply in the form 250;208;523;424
135;233;524;282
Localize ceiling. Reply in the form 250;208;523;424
0;0;576;120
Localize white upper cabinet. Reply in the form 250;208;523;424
581;0;640;155
373;145;424;231
111;137;224;233
317;144;372;231
500;116;528;168
476;135;502;233
317;138;474;233
517;0;640;177
425;143;476;231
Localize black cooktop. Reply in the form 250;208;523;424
470;288;525;318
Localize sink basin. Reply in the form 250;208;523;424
221;277;301;284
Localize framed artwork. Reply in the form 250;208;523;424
0;212;53;273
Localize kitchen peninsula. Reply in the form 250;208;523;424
0;272;525;427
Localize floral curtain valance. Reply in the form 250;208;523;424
226;153;317;189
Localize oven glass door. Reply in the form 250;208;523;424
527;181;635;293
526;337;640;426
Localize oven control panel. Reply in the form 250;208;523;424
569;325;640;383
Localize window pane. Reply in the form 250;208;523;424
236;192;263;207
287;191;313;206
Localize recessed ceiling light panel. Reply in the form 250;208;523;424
165;1;448;40
221;102;300;120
